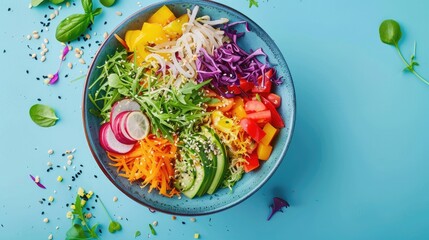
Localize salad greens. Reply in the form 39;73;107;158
249;0;259;8
89;49;212;140
379;19;428;85
65;195;99;240
98;198;122;233
29;104;59;127
31;0;65;7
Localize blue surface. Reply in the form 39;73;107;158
1;0;429;239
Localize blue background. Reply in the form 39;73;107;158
1;0;429;239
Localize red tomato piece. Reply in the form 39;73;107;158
246;110;272;125
267;93;281;108
244;151;260;172
252;69;274;93
240;118;266;142
244;100;267;113
227;79;255;94
261;97;285;128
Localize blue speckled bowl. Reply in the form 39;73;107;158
82;0;295;216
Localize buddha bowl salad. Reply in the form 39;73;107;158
89;5;285;198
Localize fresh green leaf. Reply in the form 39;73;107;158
90;224;99;238
107;73;122;88
135;231;141;238
31;0;46;7
49;0;65;4
92;8;103;16
108;221;122;233
81;0;93;14
29;104;59;127
149;224;157;235
65;224;89;240
56;14;90;42
249;0;259;8
379;19;402;46
100;0;116;7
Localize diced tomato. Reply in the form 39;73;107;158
244;100;267;113
227;79;255;94
252;69;274;93
246;110;271;125
207;92;235;112
267;93;281;108
244;151;259;172
240;118;266;142
261;97;285;128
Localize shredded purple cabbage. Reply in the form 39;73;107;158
196;22;282;97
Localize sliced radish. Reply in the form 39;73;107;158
112;111;136;144
99;122;134;154
110;99;140;124
123;111;150;140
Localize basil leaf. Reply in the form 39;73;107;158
93;7;102;16
29;104;59;127
100;0;116;7
56;14;90;42
81;0;93;14
135;231;141;238
31;0;45;7
49;0;65;4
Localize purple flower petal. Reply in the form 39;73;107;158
267;197;289;221
61;45;70;60
29;174;46;189
48;72;59;85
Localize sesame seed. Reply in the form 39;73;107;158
26;35;32;40
75;53;81;58
43;218;49;223
31;53;37;59
48;234;53;240
44;38;49;44
33;33;40;39
115;11;122;16
79;58;85;64
152;221;158;226
48;149;54;155
41;56;46;62
49;13;56;20
67;62;73;69
67;155;74;160
103;32;108;39
113;196;118;202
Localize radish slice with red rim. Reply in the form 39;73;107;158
124;111;150;140
99;122;134;154
110;99;140;123
112;111;136;144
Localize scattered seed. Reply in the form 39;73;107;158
48;196;54;202
40;51;46;56
31;53;37;59
54;10;59;16
48;149;54;155
85;212;92;219
79;58;85;64
152;221;158;227
47;74;53;79
47;161;53;167
33;33;40;39
67;160;72;166
113;196;118;202
85;34;90;40
172;216;176;220
190;217;196;222
26;35;32;40
48;233;53;240
43;218;49;223
44;38;49;44
67;62;73;69
115;11;122;16
49;13;56;20
41;56;46;62
75;53;81;58
35;176;40;183
67;155;74;160
103;32;108;39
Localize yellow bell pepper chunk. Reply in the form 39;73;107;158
211;110;234;134
260;123;278;145
147;5;176;26
257;143;273;161
163;14;190;39
125;30;142;52
139;22;168;44
231;97;246;119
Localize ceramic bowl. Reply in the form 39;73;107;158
82;0;295;215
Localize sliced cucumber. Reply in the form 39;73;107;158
206;129;228;195
182;164;204;199
174;153;196;192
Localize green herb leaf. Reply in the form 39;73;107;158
31;0;46;7
29;104;59;127
100;0;116;7
108;221;122;233
249;0;259;8
81;0;93;14
135;230;141;238
92;8;103;16
56;14;90;42
149;224;157;235
107;73;122;88
49;0;65;4
65;224;89;240
379;19;402;46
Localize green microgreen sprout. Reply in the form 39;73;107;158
379;19;429;85
65;195;99;240
149;224;157;235
98;197;122;233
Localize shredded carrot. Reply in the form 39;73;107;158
108;134;179;197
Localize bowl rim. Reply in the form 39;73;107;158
82;0;296;216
